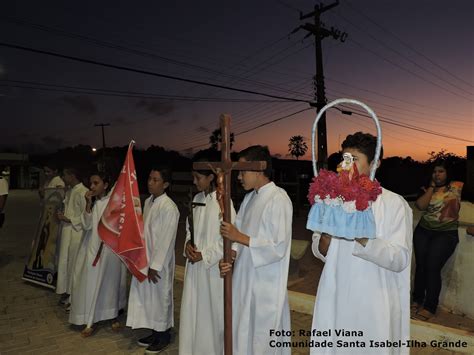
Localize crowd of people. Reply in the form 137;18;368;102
17;132;471;354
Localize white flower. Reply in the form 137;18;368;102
342;200;357;213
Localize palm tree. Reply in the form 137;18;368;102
209;128;235;150
288;135;308;160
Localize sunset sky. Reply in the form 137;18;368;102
1;0;473;161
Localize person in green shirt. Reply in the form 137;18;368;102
412;159;463;320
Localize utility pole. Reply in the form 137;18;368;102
292;1;347;167
94;123;110;170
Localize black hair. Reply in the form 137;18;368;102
150;165;172;184
341;132;383;164
238;145;272;179
44;161;60;172
63;167;82;182
90;170;113;193
431;159;452;186
192;154;218;188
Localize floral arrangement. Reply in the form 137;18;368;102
307;162;382;213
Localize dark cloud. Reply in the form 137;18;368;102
135;100;174;117
0;136;66;154
60;96;97;115
165;119;179;126
196;126;210;133
113;116;129;124
42;136;65;148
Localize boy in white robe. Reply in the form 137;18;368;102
127;167;179;354
179;161;236;355
39;163;65;199
220;145;293;355
311;132;412;355
56;167;88;305
0;174;8;228
69;172;127;336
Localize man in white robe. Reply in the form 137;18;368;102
127;167;179;354
310;132;413;355
56;168;88;303
220;145;293;355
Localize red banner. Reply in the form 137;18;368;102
98;141;148;281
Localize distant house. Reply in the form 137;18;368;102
0;153;31;189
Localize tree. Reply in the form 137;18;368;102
209;128;234;150
425;149;465;163
288;135;308;160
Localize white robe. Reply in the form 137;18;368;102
179;191;236;355
45;176;65;189
127;193;179;331
310;188;413;355
69;195;127;327
232;182;293;355
56;183;88;295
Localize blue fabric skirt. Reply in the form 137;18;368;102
306;203;376;239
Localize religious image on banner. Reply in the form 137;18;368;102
23;187;65;289
98;141;148;281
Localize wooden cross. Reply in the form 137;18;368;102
193;114;266;355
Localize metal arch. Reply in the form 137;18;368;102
311;98;382;181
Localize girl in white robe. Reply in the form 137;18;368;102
179;167;236;355
69;173;127;337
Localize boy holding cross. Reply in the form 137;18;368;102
220;145;292;355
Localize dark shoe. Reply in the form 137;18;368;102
144;339;170;354
137;333;156;347
58;294;69;305
413;308;435;321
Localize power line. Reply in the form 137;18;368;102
336;105;473;143
333;10;473;97
169;78;313;143
173;102;307;148
0;79;301;103
344;0;474;89
274;0;302;14
346;37;473;102
337;111;460;151
54;4;314;85
325;76;469;118
0;41;314;104
236;107;311;136
0;16;312;99
326;87;472;126
179;107;312;152
327;95;467;147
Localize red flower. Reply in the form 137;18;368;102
307;168;382;211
